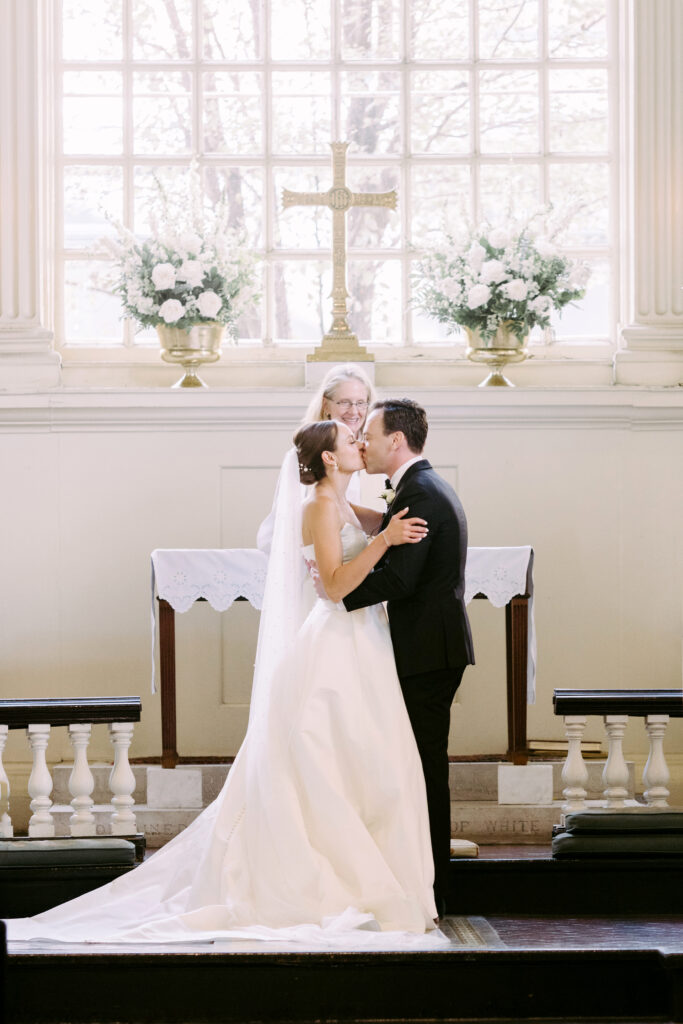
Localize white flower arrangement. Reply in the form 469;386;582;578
415;212;591;343
104;166;257;336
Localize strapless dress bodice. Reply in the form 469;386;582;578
302;521;368;565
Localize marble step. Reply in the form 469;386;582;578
49;804;203;848
50;759;637;809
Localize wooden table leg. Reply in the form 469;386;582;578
158;598;179;768
505;595;529;764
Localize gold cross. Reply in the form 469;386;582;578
282;141;397;362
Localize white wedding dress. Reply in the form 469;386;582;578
6;523;441;948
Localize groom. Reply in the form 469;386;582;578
344;398;474;918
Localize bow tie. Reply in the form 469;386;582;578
384;478;392;490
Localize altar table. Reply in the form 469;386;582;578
151;547;535;768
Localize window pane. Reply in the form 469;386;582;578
479;162;541;222
203;166;264;248
133;71;193;154
271;73;332;154
479;0;539;59
62;0;122;60
411;71;470;154
203;72;263;154
132;0;193;60
548;0;608;58
341;0;400;59
272;261;332;342
274;167;333;249
480;70;539;153
271;0;331;60
64;261;123;343
234;265;264;341
548;163;609;246
347;168;401;248
203;0;262;60
410;165;471;246
340;71;401;155
133;164;193;235
411;0;469;59
63;166;124;250
347;260;402;343
549;69;608;153
550;258;609;338
63;73;123;154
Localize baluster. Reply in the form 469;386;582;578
561;715;589;813
643;714;670;807
68;723;96;836
0;724;13;837
27;724;55;837
108;722;137;835
602;715;630;808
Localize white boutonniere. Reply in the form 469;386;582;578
379;487;395;506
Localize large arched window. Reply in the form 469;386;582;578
57;0;617;357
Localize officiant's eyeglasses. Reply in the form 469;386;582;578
332;399;369;411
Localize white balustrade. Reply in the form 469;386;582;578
68;723;96;836
109;722;137;835
0;724;12;837
643;714;670;807
0;717;139;840
27;724;55;837
561;715;589;813
602;715;630;808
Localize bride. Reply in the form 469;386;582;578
5;420;442;946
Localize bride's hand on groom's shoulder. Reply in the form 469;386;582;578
383;507;429;548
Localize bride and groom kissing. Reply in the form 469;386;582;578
6;396;474;945
299;397;475;923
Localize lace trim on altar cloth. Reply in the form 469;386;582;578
150;545;536;701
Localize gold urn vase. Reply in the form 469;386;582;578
156;321;225;388
464;320;529;388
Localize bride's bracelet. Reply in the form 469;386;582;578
379;530;390;549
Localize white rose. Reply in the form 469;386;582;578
196;290;222;319
441;278;462;301
502;279;529;301
480;259;508;285
529;295;552;315
467;241;486;270
151;262;176;290
177;231;203;254
136;296;156;314
158;298;185;323
178;260;205;288
467;283;491;309
488;228;511;249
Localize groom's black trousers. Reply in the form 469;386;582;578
399;666;465;915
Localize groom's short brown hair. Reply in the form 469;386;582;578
371;398;428;454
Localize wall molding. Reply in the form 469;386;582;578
1;387;682;434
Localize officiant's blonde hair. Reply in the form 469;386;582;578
303;363;375;428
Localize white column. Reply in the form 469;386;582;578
68;723;96;836
601;715;630;808
643;714;670;807
0;0;61;391
616;0;683;385
108;722;137;835
0;725;13;837
561;716;589;814
27;723;55;837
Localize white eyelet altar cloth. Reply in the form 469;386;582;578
151;545;536;701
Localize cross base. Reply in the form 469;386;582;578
307;331;374;363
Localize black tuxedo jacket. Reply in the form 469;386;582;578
344;459;475;679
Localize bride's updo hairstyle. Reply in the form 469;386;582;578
293;421;339;485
